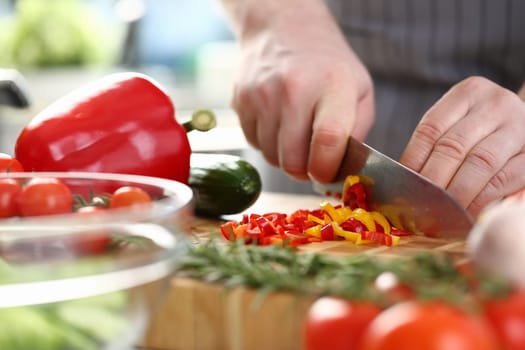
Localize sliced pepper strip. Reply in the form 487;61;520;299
218;173;411;248
349;208;377;232
320;201;342;223
307;214;325;226
360;231;401;247
305;225;322;238
371;211;391;235
332;222;360;243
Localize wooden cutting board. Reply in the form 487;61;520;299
141;192;469;350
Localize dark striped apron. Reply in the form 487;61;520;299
325;0;525;160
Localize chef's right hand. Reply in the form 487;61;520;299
228;1;375;183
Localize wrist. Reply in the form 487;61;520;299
219;0;339;42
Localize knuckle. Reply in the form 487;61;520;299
232;82;255;110
489;169;511;193
311;126;348;149
258;82;278;106
467;197;487;218
431;134;469;162
469;167;514;216
466;145;501;174
282;76;305;103
412;121;446;146
457;76;492;93
484;89;517;116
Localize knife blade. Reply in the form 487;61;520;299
313;137;474;238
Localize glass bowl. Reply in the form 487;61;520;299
0;172;193;350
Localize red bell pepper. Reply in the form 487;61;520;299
15;72;211;184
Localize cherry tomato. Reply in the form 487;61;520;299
109;186;152;209
0;178;22;217
360;301;499;350
69;206;111;255
304;297;382;350
374;271;414;304
17;177;73;216
0;153;24;173
68;233;111;256
483;289;525;350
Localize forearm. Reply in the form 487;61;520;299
218;0;340;42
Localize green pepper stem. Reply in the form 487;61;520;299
183;109;217;133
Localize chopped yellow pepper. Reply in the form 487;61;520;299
305;225;321;237
332;222;360;243
320;201;343;223
371;211;391;235
349;208;377;232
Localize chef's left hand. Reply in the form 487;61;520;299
400;76;525;218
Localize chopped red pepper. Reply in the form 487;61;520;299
340;218;366;233
390;227;412;236
320;223;335;240
344;182;370;210
359;231;400;247
219;175;411;248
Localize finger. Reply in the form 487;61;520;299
468;152;525;217
418;105;500;188
307;85;373;183
418;81;521;189
446;126;523;208
232;84;259;149
401;78;499;187
277;94;314;180
351;84;375;142
401;77;493;176
508;188;525;201
253;80;284;167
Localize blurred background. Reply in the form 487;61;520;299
0;0;315;194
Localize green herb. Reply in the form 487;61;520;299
176;237;511;307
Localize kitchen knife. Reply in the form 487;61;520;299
313;137;474;238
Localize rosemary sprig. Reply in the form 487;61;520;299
176;238;512;307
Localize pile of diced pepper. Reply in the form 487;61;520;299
220;175;411;247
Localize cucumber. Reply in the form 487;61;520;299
189;153;262;217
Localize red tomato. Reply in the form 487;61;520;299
0;153;24;173
69;206;111;255
17;177;73;216
69;233;111;255
360;301;499;350
109;186;152;209
304;297;382;350
483;290;525;350
373;271;414;304
0;178;22;217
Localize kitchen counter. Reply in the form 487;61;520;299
141;191;467;350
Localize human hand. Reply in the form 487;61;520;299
230;3;374;182
401;77;525;217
